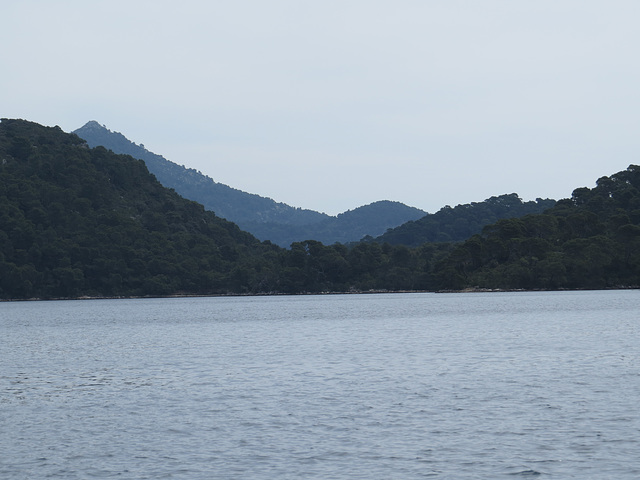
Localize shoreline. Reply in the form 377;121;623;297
2;286;638;302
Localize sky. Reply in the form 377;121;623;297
2;1;640;215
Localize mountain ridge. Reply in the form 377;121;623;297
73;121;427;246
74;121;330;226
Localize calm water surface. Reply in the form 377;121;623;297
2;291;640;479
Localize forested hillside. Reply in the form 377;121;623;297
372;194;556;246
255;167;640;293
0;119;279;298
2;119;638;299
73;121;426;246
0;119;442;298
436;166;640;290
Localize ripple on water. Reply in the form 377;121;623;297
2;291;640;479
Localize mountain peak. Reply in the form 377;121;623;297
79;120;108;131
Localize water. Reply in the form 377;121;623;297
2;290;639;479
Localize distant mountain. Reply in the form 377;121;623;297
370;194;556;247
247;200;428;246
73;121;427;246
73;121;329;228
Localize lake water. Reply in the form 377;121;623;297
2;290;640;479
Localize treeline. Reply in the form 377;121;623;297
263;240;453;293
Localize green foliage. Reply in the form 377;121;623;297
435;166;640;290
374;193;556;247
0;119;449;298
0;119;272;299
272;240;453;293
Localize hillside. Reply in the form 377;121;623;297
267;165;640;293
372;194;556;247
0;119;279;299
5;118;636;298
436;166;640;290
73;121;329;228
0;118;440;297
73;121;426;246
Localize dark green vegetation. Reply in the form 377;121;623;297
0;119;275;299
371;194;556;246
0;119;444;299
73;121;426;247
2;118;639;299
438;166;640;290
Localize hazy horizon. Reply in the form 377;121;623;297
3;1;639;215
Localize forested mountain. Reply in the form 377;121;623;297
436;166;640;290
372;194;556;247
0;119;439;298
0;119;279;298
73;121;426;246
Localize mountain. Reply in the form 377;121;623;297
73;121;329;228
370;193;556;247
72;121;426;246
0;118;280;299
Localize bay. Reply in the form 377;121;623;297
1;290;640;479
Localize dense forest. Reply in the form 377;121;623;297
371;194;556;246
0;119;275;298
73;121;426;246
436;166;640;290
2;119;639;299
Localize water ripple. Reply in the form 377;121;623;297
2;291;640;479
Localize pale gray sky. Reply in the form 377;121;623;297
3;1;639;215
